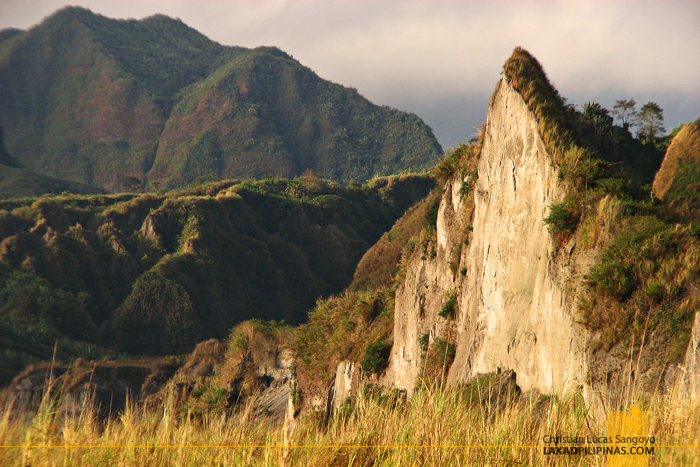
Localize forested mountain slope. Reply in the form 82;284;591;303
0;7;442;192
0;125;104;199
0;173;434;385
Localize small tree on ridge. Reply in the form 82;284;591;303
612;99;637;129
634;102;665;144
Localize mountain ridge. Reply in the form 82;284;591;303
0;7;442;193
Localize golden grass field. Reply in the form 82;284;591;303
1;375;699;467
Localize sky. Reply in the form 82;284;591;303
1;0;699;150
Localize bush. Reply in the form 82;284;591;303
109;272;201;355
438;290;457;319
361;339;392;374
544;202;580;234
418;333;429;352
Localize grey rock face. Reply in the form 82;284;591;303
681;312;700;400
2;362;181;419
382;77;593;396
447;78;591;394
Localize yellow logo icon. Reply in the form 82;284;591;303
607;405;650;467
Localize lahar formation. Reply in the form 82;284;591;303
296;47;700;414
2;46;700;421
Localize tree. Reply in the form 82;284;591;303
582;102;614;129
581;102;615;145
583;102;612;121
299;168;322;192
122;176;142;192
612;99;637;129
634;102;665;143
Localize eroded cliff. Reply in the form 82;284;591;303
300;49;700;419
384;75;593;396
378;53;700;404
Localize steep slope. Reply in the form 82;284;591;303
293;49;700;412
0;125;103;198
0;9;167;190
383;49;700;399
0;7;442;192
652;121;700;214
385;71;590;396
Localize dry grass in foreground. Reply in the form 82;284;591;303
0;379;699;466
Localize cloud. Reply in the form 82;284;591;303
290;1;700;98
201;0;699;145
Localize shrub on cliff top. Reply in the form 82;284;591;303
503;47;580;166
